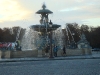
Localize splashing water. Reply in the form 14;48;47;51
21;27;64;51
21;28;39;51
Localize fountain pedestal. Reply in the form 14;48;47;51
77;33;92;55
38;50;43;57
1;51;11;58
82;48;92;55
5;51;11;58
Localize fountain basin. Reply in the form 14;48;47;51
30;24;61;32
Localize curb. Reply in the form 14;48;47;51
0;56;100;63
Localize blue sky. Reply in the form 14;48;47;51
0;0;100;28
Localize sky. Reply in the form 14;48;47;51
0;0;100;29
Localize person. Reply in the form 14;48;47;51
45;45;50;56
53;46;58;57
15;40;21;50
63;45;66;56
7;42;12;50
11;42;15;50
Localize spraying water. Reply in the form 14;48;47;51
21;27;64;51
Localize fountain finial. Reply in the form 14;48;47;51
36;3;53;14
42;3;46;9
81;33;86;40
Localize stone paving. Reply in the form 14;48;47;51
0;58;100;75
0;51;100;75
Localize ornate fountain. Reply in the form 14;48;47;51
29;4;61;57
31;4;60;32
0;4;92;59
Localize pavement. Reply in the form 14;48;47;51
0;51;100;62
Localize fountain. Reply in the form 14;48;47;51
20;4;92;57
21;4;61;57
0;4;92;59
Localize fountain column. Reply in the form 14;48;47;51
30;4;61;57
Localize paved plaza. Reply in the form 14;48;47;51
0;59;100;75
0;51;100;75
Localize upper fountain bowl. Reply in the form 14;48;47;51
30;24;61;32
36;4;53;14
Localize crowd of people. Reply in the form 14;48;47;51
0;41;21;51
0;42;15;50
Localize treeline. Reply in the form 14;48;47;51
0;27;25;42
0;23;100;48
62;23;100;48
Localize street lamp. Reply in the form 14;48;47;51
49;20;54;58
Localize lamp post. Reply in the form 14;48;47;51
49;20;54;58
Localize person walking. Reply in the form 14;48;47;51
45;45;49;56
53;46;58;57
63;45;66;56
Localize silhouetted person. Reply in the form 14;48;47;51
63;45;66;56
53;46;58;57
45;45;50;56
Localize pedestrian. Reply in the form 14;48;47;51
63;45;66;56
11;42;15;50
45;45;50;56
53;45;58;57
15;40;20;50
7;42;12;50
